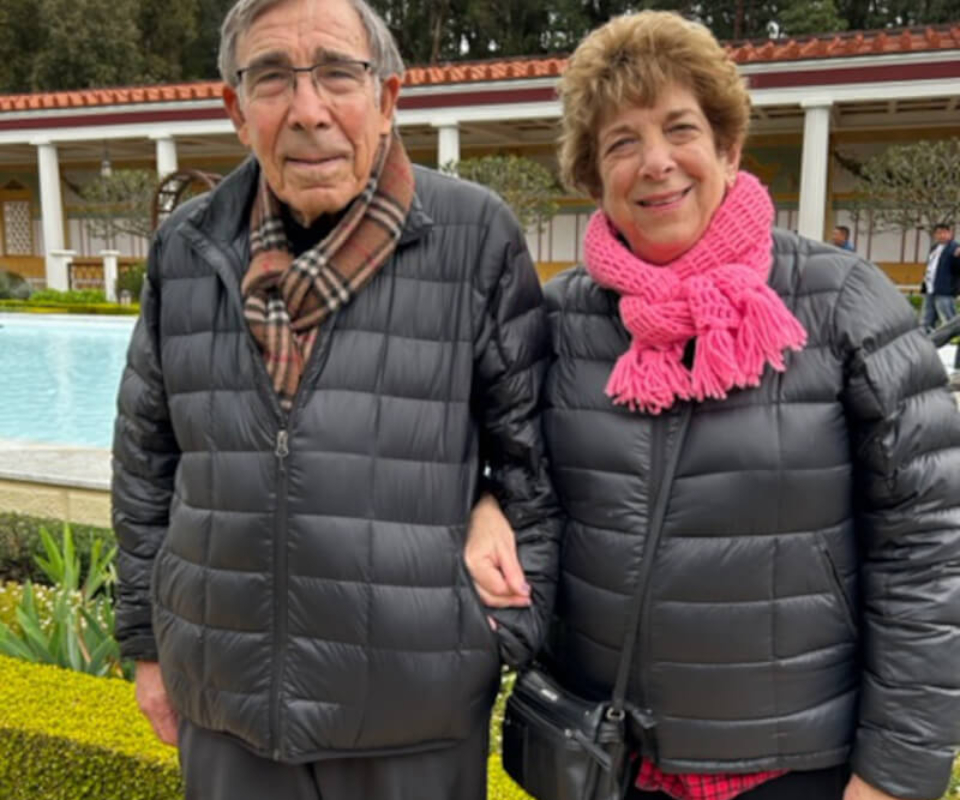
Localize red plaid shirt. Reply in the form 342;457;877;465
635;760;787;800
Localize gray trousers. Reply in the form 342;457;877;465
178;719;489;800
920;292;957;332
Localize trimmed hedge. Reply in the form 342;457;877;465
0;654;531;799
0;514;116;586
0;299;139;315
0;656;181;799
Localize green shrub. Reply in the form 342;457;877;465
489;754;531;800
28;288;106;304
0;656;182;800
0;655;529;800
0;299;140;315
0;512;116;586
116;262;147;304
0;525;128;679
0;581;63;636
0;268;32;300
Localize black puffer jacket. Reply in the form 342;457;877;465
112;159;560;762
541;231;960;800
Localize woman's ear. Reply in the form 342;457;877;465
724;140;743;187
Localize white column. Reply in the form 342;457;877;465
34;139;67;290
797;99;832;241
101;249;120;302
47;250;76;292
151;134;179;180
434;122;460;171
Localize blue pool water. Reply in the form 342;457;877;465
0;314;136;448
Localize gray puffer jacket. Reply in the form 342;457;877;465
541;231;960;800
112;159;560;762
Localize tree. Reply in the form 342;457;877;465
0;0;46;93
776;0;847;37
31;0;144;91
182;0;237;80
373;0;464;63
448;155;560;231
137;0;200;83
836;0;960;30
845;139;960;237
79;171;158;248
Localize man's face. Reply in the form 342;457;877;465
223;0;400;226
831;227;847;247
934;227;953;245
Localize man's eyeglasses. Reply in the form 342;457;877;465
236;58;373;102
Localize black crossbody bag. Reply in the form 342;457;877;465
501;406;693;800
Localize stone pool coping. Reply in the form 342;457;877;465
0;439;110;491
0;440;111;527
0;312;136;325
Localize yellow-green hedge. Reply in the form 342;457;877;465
0;300;139;315
0;655;181;799
0;655;530;800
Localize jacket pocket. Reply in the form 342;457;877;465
815;538;858;639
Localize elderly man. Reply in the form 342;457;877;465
111;0;559;798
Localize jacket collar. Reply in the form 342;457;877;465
183;155;433;265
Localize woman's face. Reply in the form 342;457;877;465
595;82;741;264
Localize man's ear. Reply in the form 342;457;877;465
377;74;401;136
223;85;250;148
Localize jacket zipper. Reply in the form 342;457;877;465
270;428;290;760
181;227;332;759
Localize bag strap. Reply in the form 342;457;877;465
610;402;694;714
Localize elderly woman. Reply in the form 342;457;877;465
466;11;960;800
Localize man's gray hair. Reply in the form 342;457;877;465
218;0;405;88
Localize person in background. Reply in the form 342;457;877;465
830;224;855;251
920;222;960;333
111;0;559;798
467;11;960;800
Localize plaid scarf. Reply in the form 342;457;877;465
241;133;414;411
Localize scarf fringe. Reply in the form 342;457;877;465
690;328;740;400
739;286;808;375
607;346;692;415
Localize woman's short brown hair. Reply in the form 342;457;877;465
557;11;751;198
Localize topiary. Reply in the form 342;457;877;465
0;656;182;799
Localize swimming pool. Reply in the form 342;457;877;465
0;312;955;450
0;314;136;448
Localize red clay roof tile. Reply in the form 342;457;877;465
0;25;956;112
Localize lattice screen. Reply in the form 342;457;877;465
3;200;32;255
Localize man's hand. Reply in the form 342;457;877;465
465;493;531;608
844;773;910;800
135;660;179;746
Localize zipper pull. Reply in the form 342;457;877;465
275;429;289;464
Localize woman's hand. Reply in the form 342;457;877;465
844;774;909;800
465;493;532;608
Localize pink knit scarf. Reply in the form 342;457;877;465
583;171;807;415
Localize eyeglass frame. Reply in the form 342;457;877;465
235;56;375;101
